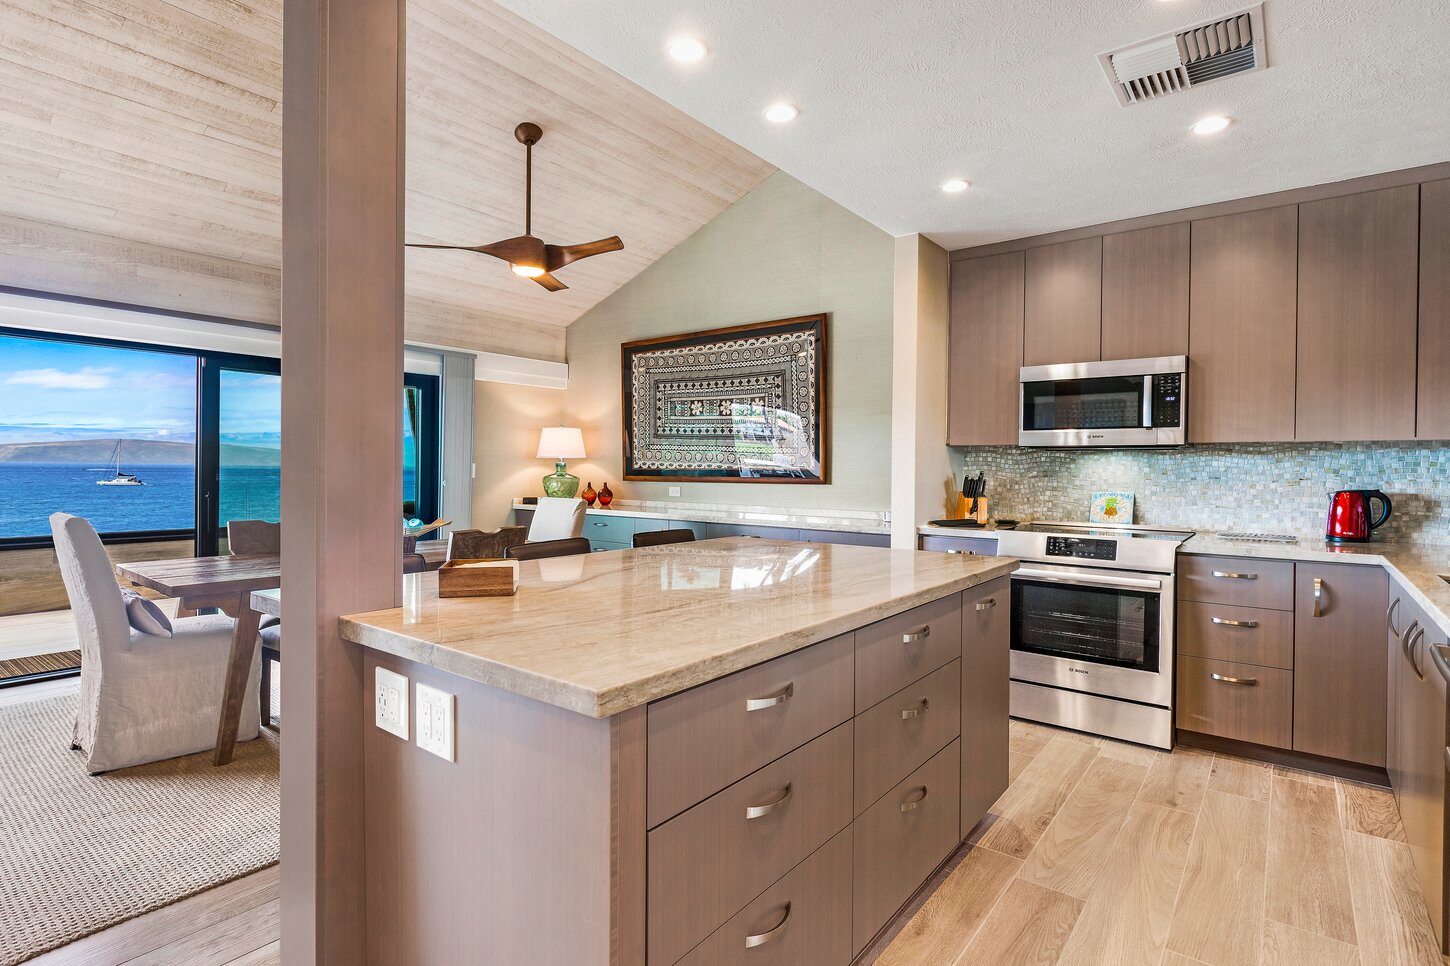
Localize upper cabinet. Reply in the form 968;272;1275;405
1188;206;1298;443
1419;180;1450;440
1101;223;1189;360
947;252;1024;446
1295;186;1420;441
1023;237;1101;366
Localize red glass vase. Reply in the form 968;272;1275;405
598;482;614;508
580;482;597;507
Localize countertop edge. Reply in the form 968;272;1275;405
514;501;891;536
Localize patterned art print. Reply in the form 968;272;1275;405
622;315;827;482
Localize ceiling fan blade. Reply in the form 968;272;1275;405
477;235;547;264
405;243;492;252
546;236;624;271
531;272;569;292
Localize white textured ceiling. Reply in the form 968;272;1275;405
493;0;1450;249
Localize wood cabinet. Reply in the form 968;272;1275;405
1177;655;1292;748
1101;222;1189;360
1023;237;1102;366
961;576;1009;830
1188;206;1298;442
1419;180;1450;439
1295;186;1420;441
947;251;1024;445
1292;563;1388;765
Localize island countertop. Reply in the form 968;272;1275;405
338;537;1017;718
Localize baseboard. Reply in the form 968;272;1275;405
1176;729;1389;787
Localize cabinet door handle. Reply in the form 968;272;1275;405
902;626;931;644
744;783;793;820
1211;570;1257;580
975;597;997;611
744;902;792;948
745;682;793;712
1409;627;1427;682
1312;577;1324;618
1404;621;1421;665
901;698;930;720
1431;643;1450;687
1211;672;1257;686
1211;617;1259;628
1388;597;1403;640
900;786;930;812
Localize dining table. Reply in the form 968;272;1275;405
114;554;281;765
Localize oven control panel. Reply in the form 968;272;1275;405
1045;536;1118;561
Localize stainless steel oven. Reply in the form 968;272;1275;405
1019;355;1186;448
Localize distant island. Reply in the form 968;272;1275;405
0;438;281;467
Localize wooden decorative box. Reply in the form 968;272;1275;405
438;559;519;598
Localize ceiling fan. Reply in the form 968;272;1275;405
406;122;624;292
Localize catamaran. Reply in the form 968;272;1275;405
96;440;144;486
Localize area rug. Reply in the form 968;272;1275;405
0;693;279;964
0;652;80;684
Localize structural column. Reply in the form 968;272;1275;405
280;0;405;959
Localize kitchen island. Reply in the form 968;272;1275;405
336;537;1015;965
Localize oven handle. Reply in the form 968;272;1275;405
1012;567;1163;592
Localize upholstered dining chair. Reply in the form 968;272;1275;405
633;528;697;548
506;537;592;561
525;498;587;543
228;519;281;729
50;513;261;773
446;526;529;561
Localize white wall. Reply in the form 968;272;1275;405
470;381;564;529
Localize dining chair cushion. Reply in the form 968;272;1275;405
506;537;592;561
633;528;697;548
227;519;281;556
258;623;282;651
119;588;173;638
526;498;587;542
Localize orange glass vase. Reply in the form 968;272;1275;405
580;482;597;507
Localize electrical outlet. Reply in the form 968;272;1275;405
415;683;455;762
668;486;681;497
374;667;409;740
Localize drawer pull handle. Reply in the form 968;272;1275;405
745;682;793;712
1211;672;1257;686
903;626;931;644
1313;577;1324;618
744;902;792;948
1211;570;1257;580
592;522;607;527
901;698;930;720
1210;617;1259;628
1388;597;1403;640
745;783;793;820
900;786;929;812
975;597;997;611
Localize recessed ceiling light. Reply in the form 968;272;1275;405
942;179;971;193
764;102;799;124
1192;115;1232;135
667;37;707;63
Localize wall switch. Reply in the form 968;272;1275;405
668;486;681;497
374;667;409;740
415;683;456;762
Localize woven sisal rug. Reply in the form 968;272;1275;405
0;693;279;964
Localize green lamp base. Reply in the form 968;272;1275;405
542;460;580;499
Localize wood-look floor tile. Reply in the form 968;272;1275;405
1010;750;1035;784
1337;780;1406;842
1208;754;1272;801
1010;719;1055;756
1273;764;1336;787
1138;747;1214;815
121;899;278;966
975;739;1097;859
1167;789;1269;966
1095;738;1166;768
876;847;1021;966
1057;801;1194;966
1265;776;1357;945
1162;954;1211;966
1021;756;1149;899
221;941;280;966
1342;830;1443;966
953;878;1083;965
1260;919;1360;965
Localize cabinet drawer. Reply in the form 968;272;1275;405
1178;554;1294;611
855;660;961;815
1178;600;1294;670
1177;655;1292;748
582;513;635;544
647;633;854;827
918;534;998;556
675;828;853;966
648;722;853;966
852;739;961;955
855;594;962;710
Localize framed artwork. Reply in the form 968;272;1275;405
621;314;828;483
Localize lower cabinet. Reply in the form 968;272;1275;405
1177;655;1292;748
1293;562;1387;765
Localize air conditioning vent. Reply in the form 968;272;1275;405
1098;4;1267;106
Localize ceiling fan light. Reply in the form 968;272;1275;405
510;263;546;278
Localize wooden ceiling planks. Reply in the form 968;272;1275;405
0;0;773;360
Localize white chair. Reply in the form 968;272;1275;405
526;497;587;542
50;513;261;774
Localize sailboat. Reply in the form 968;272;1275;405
96;440;144;486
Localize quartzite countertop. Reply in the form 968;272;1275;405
337;536;1016;718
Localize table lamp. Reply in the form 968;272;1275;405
537;426;586;498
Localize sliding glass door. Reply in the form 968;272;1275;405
196;354;281;556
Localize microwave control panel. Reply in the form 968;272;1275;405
1045;536;1118;561
1151;373;1183;428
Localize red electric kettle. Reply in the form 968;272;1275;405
1326;489;1392;543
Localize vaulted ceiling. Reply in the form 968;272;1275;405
0;0;773;361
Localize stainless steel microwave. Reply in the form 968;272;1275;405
1019;355;1186;447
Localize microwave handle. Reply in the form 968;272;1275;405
1142;375;1153;429
1013;566;1163;592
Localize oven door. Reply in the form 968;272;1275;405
1019;373;1161;447
1009;563;1174;707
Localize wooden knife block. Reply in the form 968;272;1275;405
953;496;989;524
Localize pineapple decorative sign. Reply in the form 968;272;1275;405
1090;491;1135;525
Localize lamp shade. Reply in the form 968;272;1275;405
536;426;586;460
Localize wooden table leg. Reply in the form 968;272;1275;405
214;594;262;765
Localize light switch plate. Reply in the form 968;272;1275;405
668;486;681;497
415;683;455;762
374;667;409;740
